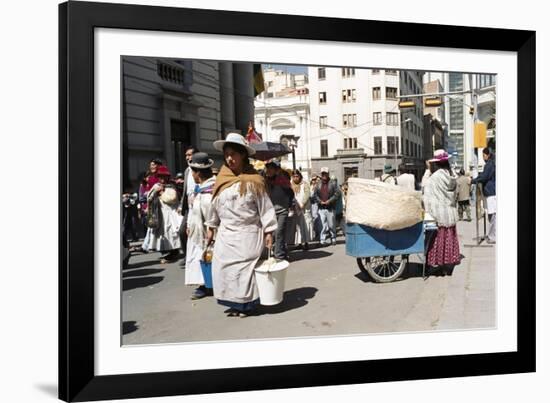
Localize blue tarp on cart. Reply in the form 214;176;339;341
346;222;425;258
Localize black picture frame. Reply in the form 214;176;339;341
59;1;536;401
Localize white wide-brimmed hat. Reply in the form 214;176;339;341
213;132;256;156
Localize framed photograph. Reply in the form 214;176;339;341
59;1;535;401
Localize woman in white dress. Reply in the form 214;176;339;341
184;152;216;300
145;165;182;263
205;133;278;318
290;169;312;250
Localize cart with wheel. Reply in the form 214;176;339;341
346;220;437;283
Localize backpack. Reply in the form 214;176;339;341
146;196;162;233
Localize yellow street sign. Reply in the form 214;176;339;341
474;121;487;148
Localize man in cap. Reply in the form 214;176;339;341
312;167;340;246
379;163;397;185
265;159;294;260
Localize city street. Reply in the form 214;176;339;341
122;219;495;345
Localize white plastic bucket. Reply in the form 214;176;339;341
254;258;289;306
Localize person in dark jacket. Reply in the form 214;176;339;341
312;167;340;246
471;147;496;243
265;160;294;260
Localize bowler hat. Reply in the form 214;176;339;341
189;152;214;169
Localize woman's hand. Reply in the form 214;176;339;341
264;232;273;250
206;228;215;247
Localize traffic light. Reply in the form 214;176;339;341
425;97;443;107
398;100;415;109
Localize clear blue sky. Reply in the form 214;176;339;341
263;64;308;75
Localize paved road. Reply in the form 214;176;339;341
122;220;495;345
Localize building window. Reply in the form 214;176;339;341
320;140;328;157
318;67;326;80
344;137;358;149
404;74;408;85
406;139;410;156
386;87;398;100
372;87;381;100
342;89;355;103
352;89;357;102
374;137;382;155
319;116;328;129
478;74;496;88
342;67;355;78
386;112;399;126
449;98;464;130
266;92;274;98
343;114;357;128
373;112;382;125
449;132;464;167
372;69;380;74
319;92;327;104
387;136;399;155
386;69;398;75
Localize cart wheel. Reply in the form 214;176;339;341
356;255;408;283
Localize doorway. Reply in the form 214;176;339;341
170;120;194;174
344;166;358;183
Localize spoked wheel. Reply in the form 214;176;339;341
356;255;408;283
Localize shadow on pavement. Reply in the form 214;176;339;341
256;287;318;315
123;276;164;291
401;262;455;280
122;320;139;335
288;250;332;262
352;261;455;283
124;259;162;270
122;268;165;278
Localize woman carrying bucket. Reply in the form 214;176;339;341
205;133;277;318
184;152;216;300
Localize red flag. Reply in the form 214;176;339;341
246;122;263;144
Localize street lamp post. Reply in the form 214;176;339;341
280;134;300;171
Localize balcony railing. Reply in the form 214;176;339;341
157;61;186;86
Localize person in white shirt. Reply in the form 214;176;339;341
396;164;416;191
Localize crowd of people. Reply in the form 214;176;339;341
122;133;496;316
122;134;347;317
